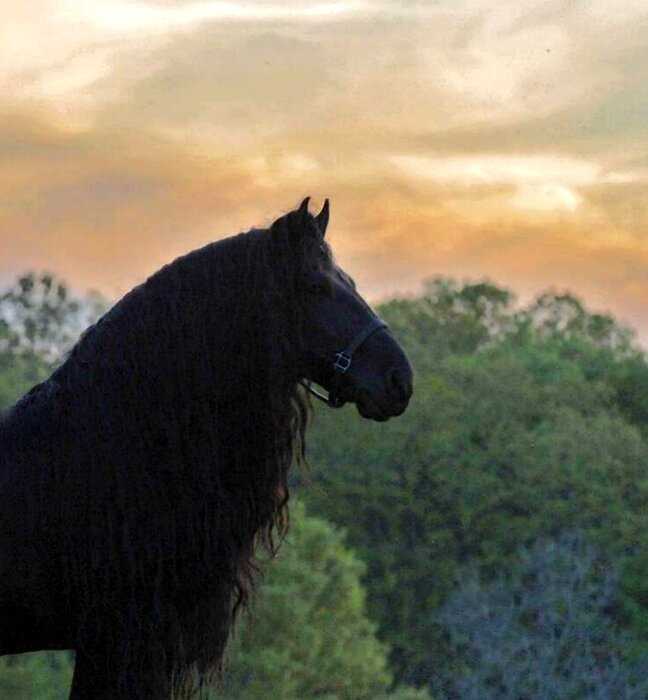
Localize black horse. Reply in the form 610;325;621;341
0;198;412;698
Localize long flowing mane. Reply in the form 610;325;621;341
1;208;327;696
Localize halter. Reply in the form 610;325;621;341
301;316;388;408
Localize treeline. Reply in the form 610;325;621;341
2;273;648;697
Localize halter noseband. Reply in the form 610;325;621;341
301;317;388;408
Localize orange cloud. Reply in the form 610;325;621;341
2;0;648;345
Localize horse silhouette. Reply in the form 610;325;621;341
0;198;413;698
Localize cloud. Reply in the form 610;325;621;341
73;0;369;34
332;186;648;344
387;153;648;214
7;0;648;150
3;0;648;344
0;110;266;296
2;107;648;345
88;27;336;145
388;154;602;187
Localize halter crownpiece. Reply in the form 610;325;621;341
302;316;389;408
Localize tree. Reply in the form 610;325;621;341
434;533;648;699
379;278;515;372
304;281;648;689
0;652;73;700
0;272;106;409
516;291;635;353
221;501;429;699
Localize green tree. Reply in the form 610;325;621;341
304;280;648;689
516;291;635;353
379;278;515;372
0;652;73;700
0;272;106;409
221;501;428;699
0;272;105;364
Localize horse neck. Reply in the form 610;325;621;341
59;233;299;428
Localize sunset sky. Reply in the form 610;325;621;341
3;1;648;340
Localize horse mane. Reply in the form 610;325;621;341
1;207;331;695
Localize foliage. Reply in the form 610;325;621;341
0;652;73;700
220;500;429;699
0;272;106;410
304;278;648;689
434;533;648;699
0;272;105;365
379;278;516;370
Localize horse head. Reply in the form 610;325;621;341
276;197;413;422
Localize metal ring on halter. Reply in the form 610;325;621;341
301;317;388;408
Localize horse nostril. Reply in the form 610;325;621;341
388;367;413;402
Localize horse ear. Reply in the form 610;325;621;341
298;197;310;219
315;199;329;238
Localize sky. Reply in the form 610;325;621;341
3;0;648;341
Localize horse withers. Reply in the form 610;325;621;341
0;198;412;698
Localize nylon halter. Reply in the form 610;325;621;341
301;316;388;408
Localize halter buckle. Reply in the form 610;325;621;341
334;351;352;373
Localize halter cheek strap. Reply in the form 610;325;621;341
302;317;388;408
